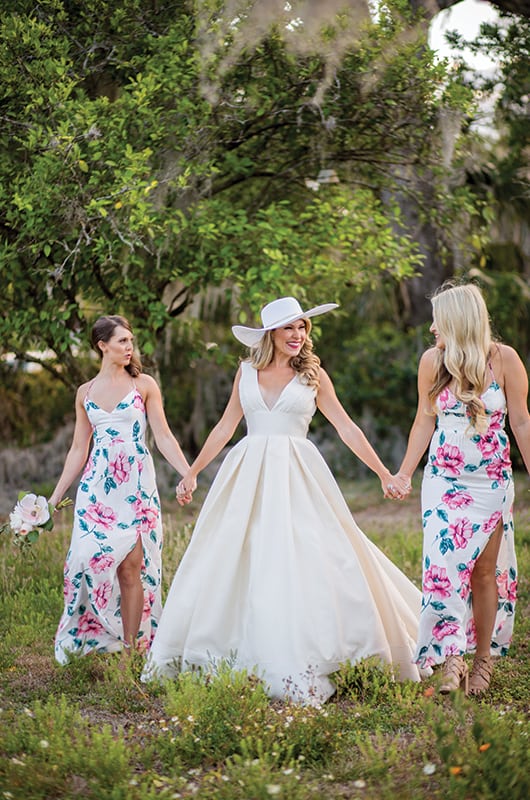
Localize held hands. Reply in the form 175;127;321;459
383;472;412;501
175;472;197;506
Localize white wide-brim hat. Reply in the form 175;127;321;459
232;296;338;347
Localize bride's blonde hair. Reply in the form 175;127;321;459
247;318;321;389
429;282;493;432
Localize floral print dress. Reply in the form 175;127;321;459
415;376;517;668
55;384;163;663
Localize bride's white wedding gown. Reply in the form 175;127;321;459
142;361;424;703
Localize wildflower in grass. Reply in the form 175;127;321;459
423;762;436;775
1;492;72;553
353;779;366;788
449;766;462;775
478;743;491;752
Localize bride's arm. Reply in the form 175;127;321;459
178;368;244;494
316;368;404;496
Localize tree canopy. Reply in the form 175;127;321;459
1;0;472;384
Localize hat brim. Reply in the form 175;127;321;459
232;303;338;347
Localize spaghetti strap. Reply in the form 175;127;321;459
487;360;496;383
84;379;96;401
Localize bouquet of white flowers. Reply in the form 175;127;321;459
0;492;72;553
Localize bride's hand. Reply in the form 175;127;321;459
175;473;197;506
383;473;412;500
175;482;192;506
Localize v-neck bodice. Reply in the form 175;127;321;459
84;387;147;446
238;361;316;438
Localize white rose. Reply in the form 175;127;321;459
10;493;50;534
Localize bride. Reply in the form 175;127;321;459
142;297;422;704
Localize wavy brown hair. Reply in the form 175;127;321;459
247;318;321;389
90;315;142;377
429;283;493;432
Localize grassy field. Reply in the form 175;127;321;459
1;476;529;799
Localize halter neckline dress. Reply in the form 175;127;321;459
55;381;163;663
143;362;424;703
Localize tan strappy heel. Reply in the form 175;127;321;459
439;655;469;695
468;655;494;696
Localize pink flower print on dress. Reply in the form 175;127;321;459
93;581;112;610
108;451;132;485
497;570;517;603
89;552;115;574
488;409;503;431
422;656;437;669
133;393;145;412
138;507;159;535
77;610;104;636
457;561;474;601
482;510;502;535
432;619;460;641
449;517;474;549
486;459;506;485
82;454;95;478
84;502;117;531
438;388;457;411
141;590;156;621
443;643;461;658
433;443;465;476
64;576;76;604
465;618;477;648
477;433;500;459
442;490;474;510
424;564;452;598
133;497;159;534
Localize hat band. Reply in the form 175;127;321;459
261;310;306;330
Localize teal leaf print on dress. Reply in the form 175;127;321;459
104;476;117;494
430;601;447;611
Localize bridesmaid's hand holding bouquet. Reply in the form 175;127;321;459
0;492;72;553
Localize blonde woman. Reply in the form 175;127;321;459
143;297;422;705
395;283;530;695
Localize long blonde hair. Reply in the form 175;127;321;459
429;283;493;432
247;318;321;389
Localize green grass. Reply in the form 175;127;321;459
1;475;529;799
